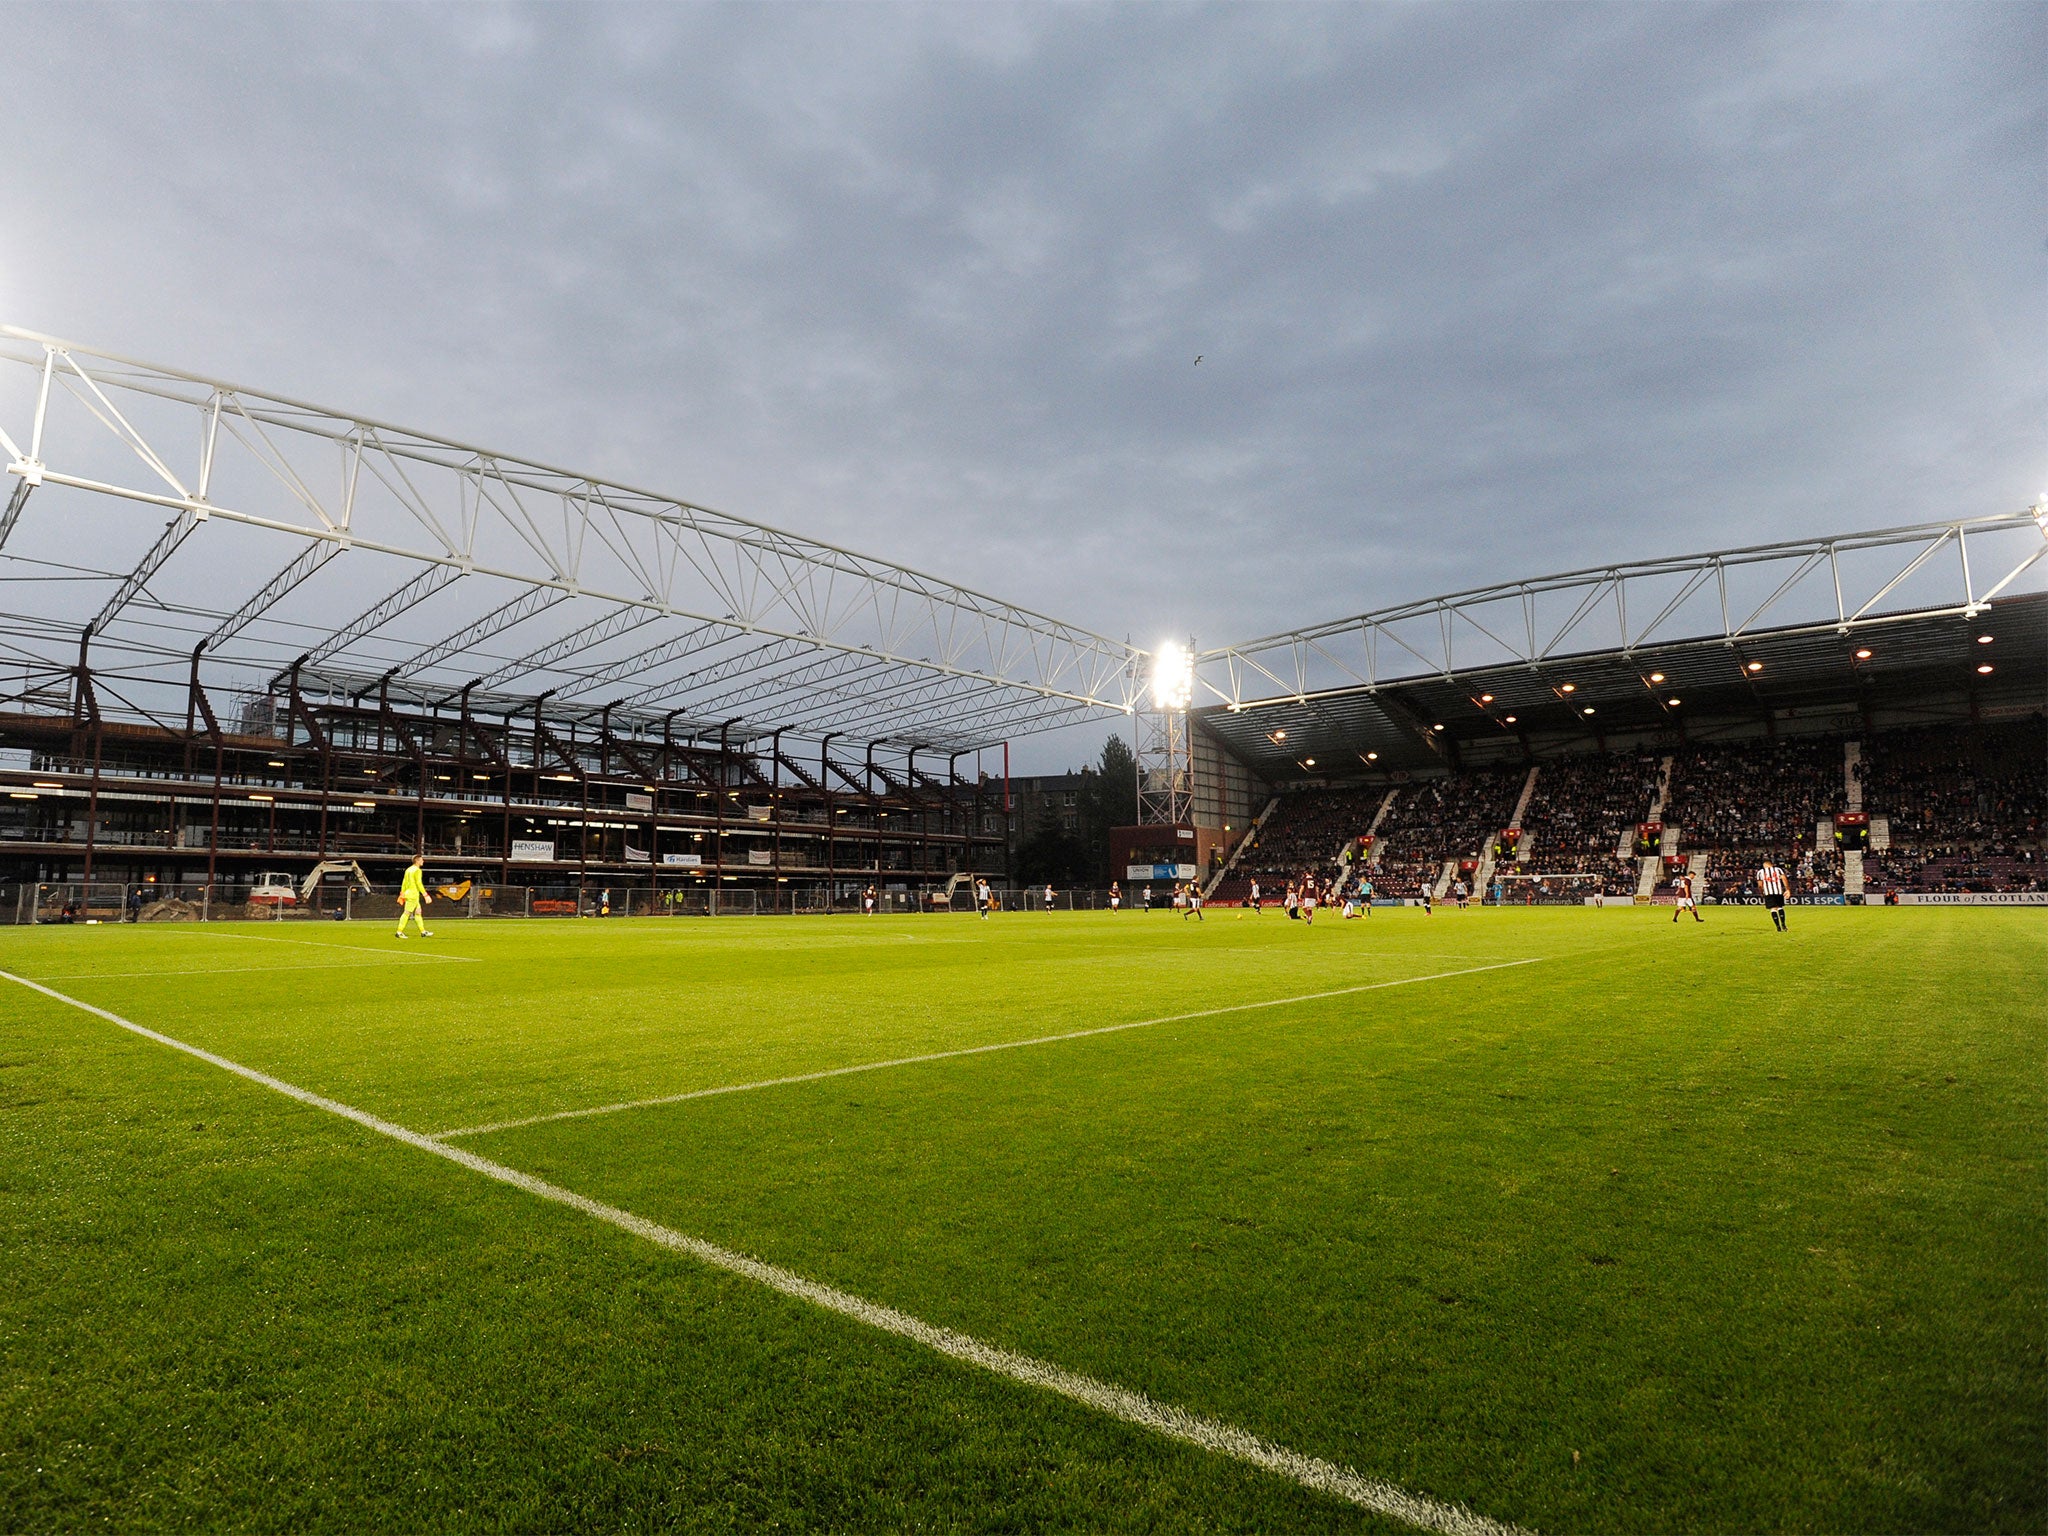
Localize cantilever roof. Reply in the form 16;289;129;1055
0;327;1143;751
1193;513;2048;778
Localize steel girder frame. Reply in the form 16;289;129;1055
0;327;1145;752
1194;510;2048;711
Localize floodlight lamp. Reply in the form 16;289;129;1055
1150;642;1195;710
1977;634;1994;644
1746;661;1763;672
1304;758;1316;767
1560;683;1576;693
1366;751;1378;761
1977;663;1994;674
1648;673;1664;684
1854;648;1872;660
1479;693;1494;703
1504;715;1517;724
1666;698;1681;707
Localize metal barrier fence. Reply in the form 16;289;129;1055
4;882;1177;924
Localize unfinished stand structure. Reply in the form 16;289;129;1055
0;327;1145;902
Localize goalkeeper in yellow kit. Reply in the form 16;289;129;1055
396;853;432;938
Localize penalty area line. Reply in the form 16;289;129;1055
0;966;1530;1536
435;957;1545;1141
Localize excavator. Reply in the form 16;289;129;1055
248;861;376;908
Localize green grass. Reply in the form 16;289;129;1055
1;906;2041;1533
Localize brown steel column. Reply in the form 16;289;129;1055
769;727;784;902
821;732;838;909
499;705;516;888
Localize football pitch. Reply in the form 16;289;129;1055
2;906;2041;1533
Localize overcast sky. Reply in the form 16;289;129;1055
2;2;2040;767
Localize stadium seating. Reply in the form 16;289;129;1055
1236;715;2043;901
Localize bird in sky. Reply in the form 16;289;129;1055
1193;355;1202;366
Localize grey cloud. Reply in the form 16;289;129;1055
0;1;2039;771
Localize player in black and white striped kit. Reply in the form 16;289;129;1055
1755;859;1790;932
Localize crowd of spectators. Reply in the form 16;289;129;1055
1858;719;2044;846
1697;847;1838;898
1517;751;1661;858
1374;766;1524;867
1863;844;2044;894
1234;787;1384;890
1664;735;1840;848
1212;715;2041;901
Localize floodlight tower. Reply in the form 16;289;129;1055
1136;639;1195;826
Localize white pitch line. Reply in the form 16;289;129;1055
0;967;1530;1536
435;957;1544;1141
179;928;480;962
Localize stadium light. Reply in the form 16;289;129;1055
1479;694;1494;703
1977;633;1994;644
1366;751;1378;761
1667;697;1681;707
1977;663;1994;674
1746;660;1763;672
1648;673;1664;684
1583;706;1596;715
1854;648;1872;660
266;759;285;768
1304;757;1316;767
1150;641;1195;710
1272;728;1287;741
1504;715;1517;724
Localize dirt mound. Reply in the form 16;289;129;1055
138;897;203;922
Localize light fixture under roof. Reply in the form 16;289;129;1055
1504;715;1517;724
1854;648;1872;660
1746;660;1764;672
1977;663;1994;675
1977;633;1994;644
1560;683;1576;693
1667;697;1681;707
1479;694;1493;703
1583;706;1596;715
1272;729;1287;741
1648;673;1664;684
1304;757;1316;767
1365;751;1378;761
1432;723;1445;731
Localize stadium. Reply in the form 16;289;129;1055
2;320;2042;1534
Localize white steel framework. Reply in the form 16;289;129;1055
0;327;1146;753
1196;510;2047;710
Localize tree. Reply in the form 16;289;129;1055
1077;730;1140;881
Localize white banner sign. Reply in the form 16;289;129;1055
624;844;651;864
747;848;773;865
625;792;653;813
1893;891;2048;906
508;839;555;863
662;852;703;867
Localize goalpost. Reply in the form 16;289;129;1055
1491;870;1611;905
